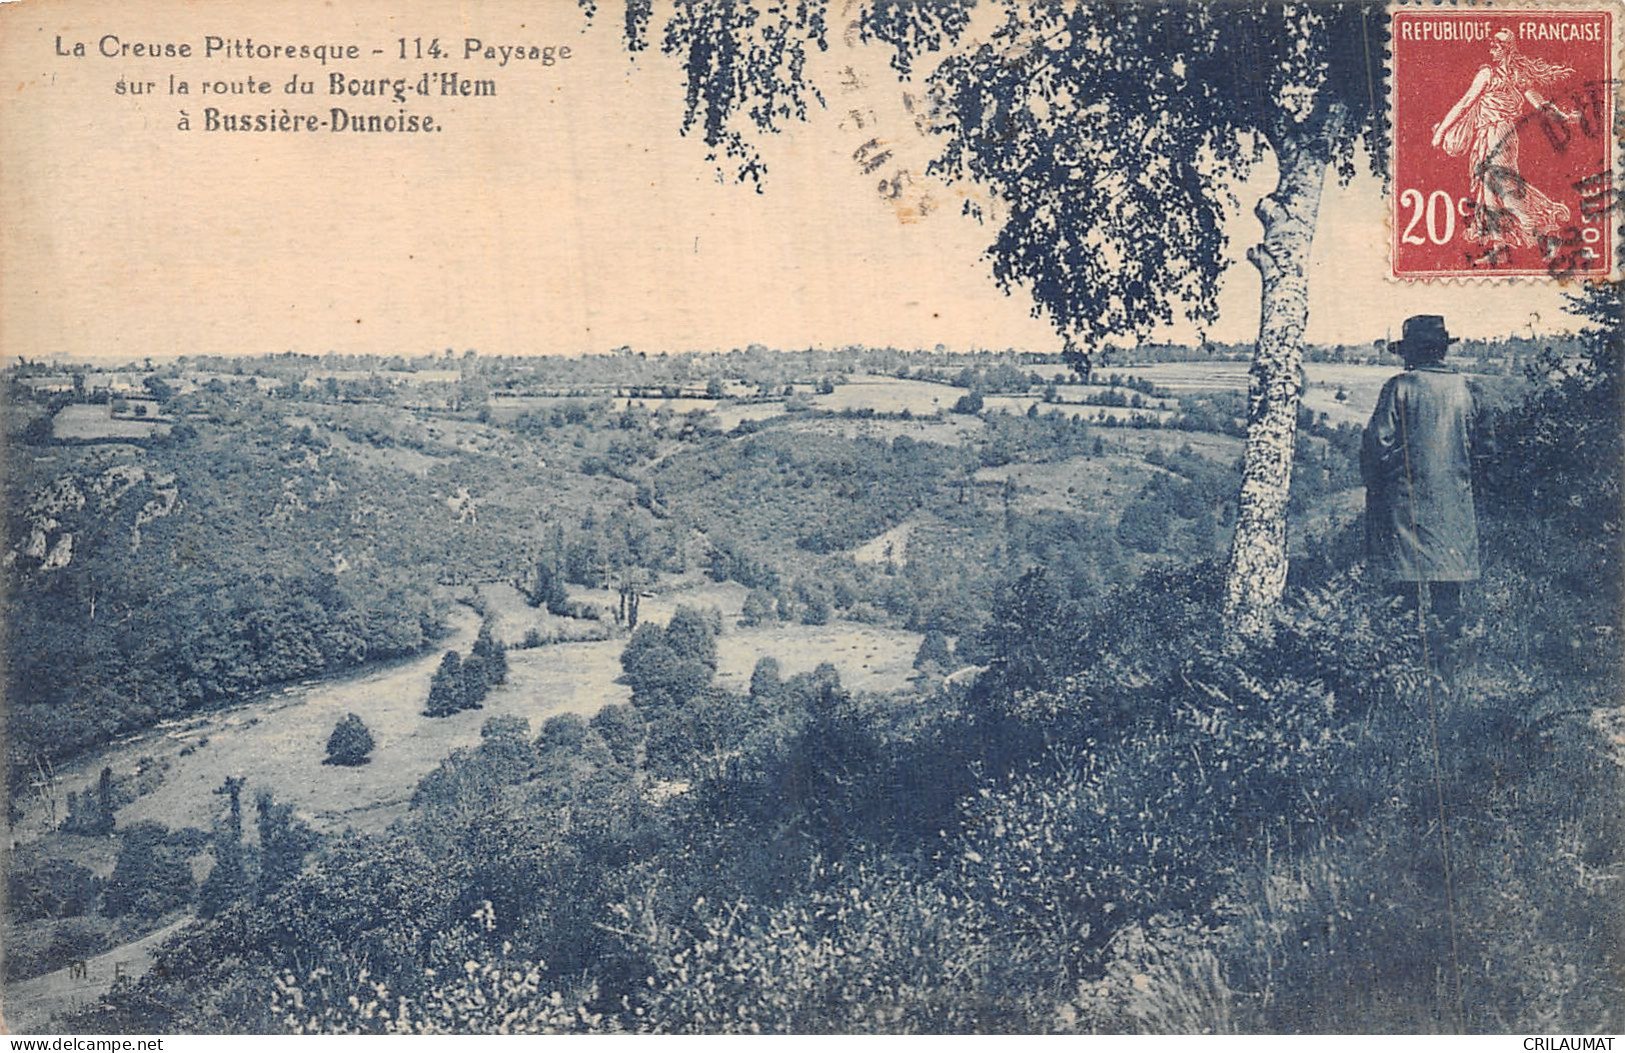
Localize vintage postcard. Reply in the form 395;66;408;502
1;0;1620;1038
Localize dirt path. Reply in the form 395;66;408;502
2;918;188;1035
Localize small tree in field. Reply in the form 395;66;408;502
472;621;509;685
255;789;317;898
102;822;193;920
62;766;117;835
750;655;783;701
739;587;777;627
424;652;464;717
325;713;375;766
198;776;249;918
666;605;719;671
913;628;954;674
527;560;570;615
460;653;489;710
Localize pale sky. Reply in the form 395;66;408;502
0;0;1581;362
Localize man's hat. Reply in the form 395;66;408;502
1398;314;1457;357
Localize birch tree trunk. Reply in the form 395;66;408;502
1221;115;1343;640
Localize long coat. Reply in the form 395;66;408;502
1360;366;1482;582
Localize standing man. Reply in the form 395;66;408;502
1362;315;1483;659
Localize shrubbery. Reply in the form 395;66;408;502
102;822;202;922
59;291;1624;1033
424;643;502;717
324;713;375;766
7;854;103;922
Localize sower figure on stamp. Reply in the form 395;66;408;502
1430;28;1578;250
1362;315;1486;672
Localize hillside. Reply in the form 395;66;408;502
3;326;1617;1033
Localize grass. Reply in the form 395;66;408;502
974;454;1175;514
777;414;985;446
810;375;964;416
51;405;171;441
18;608;485;846
981;395;1177;420
13;597;633;858
477;582;616;646
714;621;924;696
853;522;914;566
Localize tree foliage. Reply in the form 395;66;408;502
913;628;953;672
617;0;1382;355
256;790;318;899
471;621;509;685
103;822;198;921
198;777;250;919
324;713;376;766
424;652;465;717
613;0;1389;629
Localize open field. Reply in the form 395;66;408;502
981;394;1176;420
17;608;483;846
777;413;984;445
13;576;912;875
51;404;170;441
611;396;719;416
811;374;963;415
477;582;617;645
1301;364;1399;425
1069;361;1509;427
975;453;1176;514
1102;428;1245;460
13;603;634;856
486;394;787;432
555;576;922;695
714;621;924;696
853;522;914;566
634;579;750;624
709;402;789;430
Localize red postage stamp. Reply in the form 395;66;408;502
1390;4;1620;279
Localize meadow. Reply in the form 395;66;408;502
50;404;171;441
4;324;1614;1034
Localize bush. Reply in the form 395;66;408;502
620;623;713;703
471;621;509;685
1115;499;1171;554
590;704;646;768
739;588;778;627
61;767;119;836
4;917;115;983
526;561;570;615
628;861;1014;1033
8;855;102;921
749;656;782;701
913;629;953;673
266;921;604;1034
103;822;197;921
324;713;375;767
424;652;464;717
665;606;719;670
461;654;489;710
801;595;831;626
